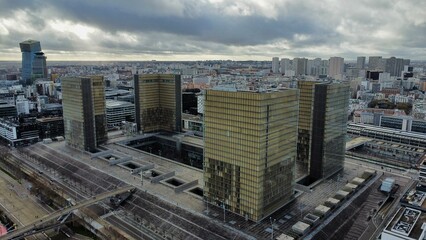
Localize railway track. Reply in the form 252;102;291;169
13;143;247;240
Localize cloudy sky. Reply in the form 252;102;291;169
0;0;425;61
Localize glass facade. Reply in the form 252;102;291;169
62;76;107;152
310;83;349;181
19;40;43;85
380;116;404;130
37;117;64;139
297;81;316;169
134;74;182;133
411;120;426;133
203;89;299;221
105;100;135;129
32;52;47;79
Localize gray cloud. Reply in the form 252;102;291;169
0;0;425;60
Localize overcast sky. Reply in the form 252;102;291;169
0;0;425;61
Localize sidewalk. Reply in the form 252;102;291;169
0;170;48;227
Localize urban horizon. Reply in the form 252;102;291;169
1;58;426;63
1;0;425;61
1;1;426;239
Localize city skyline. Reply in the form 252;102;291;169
0;0;425;61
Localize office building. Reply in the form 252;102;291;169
15;97;30;115
403;59;411;67
395;58;404;77
297;81;349;181
19;40;47;85
293;58;308;76
368;56;383;70
328;57;344;80
348;123;426;148
62;76;107;152
297;81;316;169
32;52;47;79
203;88;299;221
307;58;324;76
366;70;383;80
133;74;181;133
384;57;405;77
384;57;396;76
310;82;349;181
319;60;329;76
0;117;39;147
357;56;366;69
402;66;414;80
0;102;17;118
182;89;200;115
272;57;279;73
42;103;62;116
380;115;411;131
37;116;64;140
280;58;291;74
378;115;426;134
105;100;135;130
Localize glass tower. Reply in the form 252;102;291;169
133;74;182;133
309;82;349;181
32;52;47;79
62;76;107;152
203;89;299;221
297;81;317;170
19;40;47;85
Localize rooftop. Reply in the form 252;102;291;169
106;100;134;108
20;39;40;44
349;123;426;140
181;135;204;147
43;103;62;110
401;187;426;210
182;113;203;122
345;136;372;150
383;207;426;239
105;89;130;97
36;116;63;123
0;103;15;108
210;85;292;93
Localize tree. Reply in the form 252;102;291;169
396;103;413;115
368;99;395;109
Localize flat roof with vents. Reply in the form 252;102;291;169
292;221;310;235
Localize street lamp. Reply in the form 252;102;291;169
270;217;276;240
140;171;144;186
223;203;226;223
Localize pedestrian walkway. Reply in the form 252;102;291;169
0;171;48;227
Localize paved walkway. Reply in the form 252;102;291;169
2;185;134;240
0;171;48;227
45;141;206;215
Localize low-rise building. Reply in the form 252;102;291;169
182;113;203;136
37;116;64;139
377;116;426;134
348;123;426;148
105;100;135;130
0;102;17;118
0;117;39;146
382;207;426;240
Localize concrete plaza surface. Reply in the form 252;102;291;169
0;171;49;227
